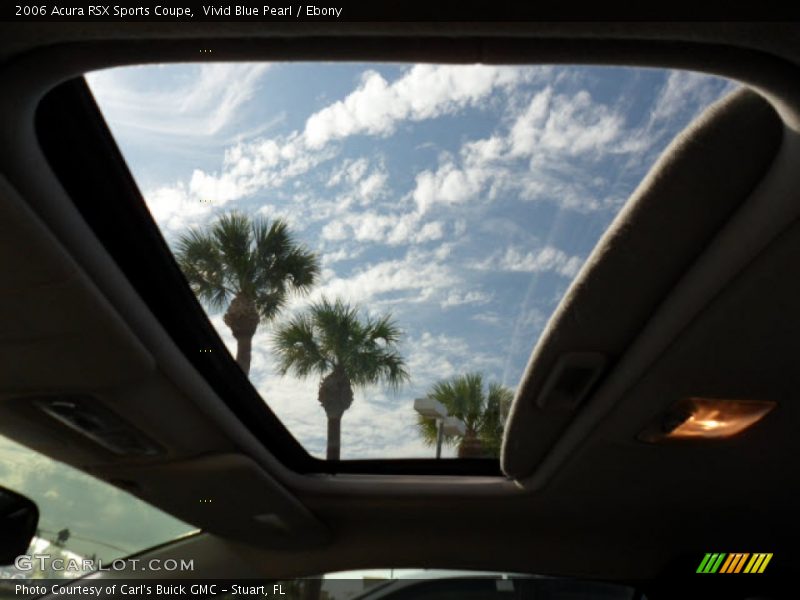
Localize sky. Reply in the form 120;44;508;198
86;62;735;460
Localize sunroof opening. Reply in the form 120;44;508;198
85;62;736;461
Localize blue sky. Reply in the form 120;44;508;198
86;62;735;459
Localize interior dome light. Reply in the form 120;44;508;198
639;397;776;442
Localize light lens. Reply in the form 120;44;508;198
642;397;776;441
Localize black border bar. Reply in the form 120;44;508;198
4;2;799;23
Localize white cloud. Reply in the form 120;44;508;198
310;250;458;307
408;86;631;216
651;70;735;123
357;171;388;204
131;64;563;239
471;311;503;326
325;158;391;210
144;181;217;236
440;290;493;308
510;88;623;157
321;211;444;246
515;171;623;212
304;64;532;149
416;221;445;243
518;307;548;330
320;220;349;241
178;64;269;135
610;70;738;162
267;66;534;186
87;63;270;138
405;331;503;385
478;246;585;279
327;157;369;187
412;162;488;215
189;168;246;203
217;132;338;194
320;246;365;266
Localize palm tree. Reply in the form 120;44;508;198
273;297;409;460
416;373;513;458
175;211;319;375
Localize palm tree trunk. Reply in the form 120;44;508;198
234;334;253;375
327;416;342;460
458;429;485;458
223;293;259;376
319;366;353;460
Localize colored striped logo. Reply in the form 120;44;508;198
696;553;773;574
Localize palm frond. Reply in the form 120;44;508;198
212;212;254;293
312;298;362;366
272;296;409;393
365;312;403;345
272;313;329;377
173;211;319;326
478;382;514;454
252;218;319;292
282;247;320;291
255;289;286;322
420;373;514;450
174;228;231;311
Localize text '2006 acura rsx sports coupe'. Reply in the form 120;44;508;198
0;8;798;600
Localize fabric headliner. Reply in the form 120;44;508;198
502;88;783;479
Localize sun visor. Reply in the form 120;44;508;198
0;177;155;390
89;453;330;550
501;88;783;480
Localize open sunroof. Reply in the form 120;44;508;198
72;62;734;463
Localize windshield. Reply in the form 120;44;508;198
284;569;638;600
0;435;196;579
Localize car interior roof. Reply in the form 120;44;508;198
0;19;799;594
